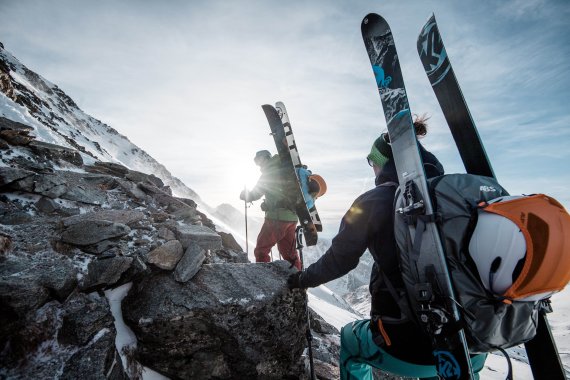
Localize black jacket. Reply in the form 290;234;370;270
301;143;444;364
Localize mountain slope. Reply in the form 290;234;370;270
0;42;198;201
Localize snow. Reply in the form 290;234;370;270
308;291;360;331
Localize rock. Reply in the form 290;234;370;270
0;129;33;145
207;248;249;264
35;196;60;213
218;231;243;251
80;256;133;291
0;167;34;187
0;233;12;255
147;240;184;270
61;210;145;228
0;209;33;225
60;329;126;380
123;261;307;379
157;226;176;241
12;172;67;198
58;292;114;346
28;140;83;167
175;224;222;251
61;220;130;246
174;242;205;282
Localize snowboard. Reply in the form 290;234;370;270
362;13;475;380
261;103;321;246
418;15;566;380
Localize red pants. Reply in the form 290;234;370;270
254;219;301;270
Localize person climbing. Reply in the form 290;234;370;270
287;116;487;380
240;149;301;270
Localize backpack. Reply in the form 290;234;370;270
392;173;570;353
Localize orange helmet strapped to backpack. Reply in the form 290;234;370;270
308;174;327;198
474;194;570;300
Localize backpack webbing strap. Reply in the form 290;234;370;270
377;270;414;325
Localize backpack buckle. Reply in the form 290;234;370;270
397;180;425;216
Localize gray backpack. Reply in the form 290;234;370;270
392;174;540;353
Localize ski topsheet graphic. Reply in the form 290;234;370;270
261;103;322;246
417;15;494;178
418;15;567;380
362;13;474;380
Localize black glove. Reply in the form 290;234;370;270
287;271;305;290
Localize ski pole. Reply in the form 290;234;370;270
295;226;315;380
244;185;249;255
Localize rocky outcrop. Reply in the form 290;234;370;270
123;261;306;379
0;114;322;379
0;43;345;379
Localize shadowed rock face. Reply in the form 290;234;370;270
123;261;308;379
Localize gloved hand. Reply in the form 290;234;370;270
239;190;246;201
287;271;305;290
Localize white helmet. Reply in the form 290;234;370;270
468;198;526;296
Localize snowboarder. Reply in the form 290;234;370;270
240;149;302;270
288;117;487;379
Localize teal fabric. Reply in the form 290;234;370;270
340;320;487;380
296;167;315;209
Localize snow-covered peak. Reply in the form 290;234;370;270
0;42;198;201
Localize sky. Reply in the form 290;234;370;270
1;0;569;238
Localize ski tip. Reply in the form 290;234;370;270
361;13;389;36
417;14;438;52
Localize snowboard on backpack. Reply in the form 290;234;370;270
417;15;567;379
262;103;322;246
361;13;474;380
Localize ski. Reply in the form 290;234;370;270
274;101;323;234
418;15;567;380
261;103;321;246
361;13;474;380
417;15;494;178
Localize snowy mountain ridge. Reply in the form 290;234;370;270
0;42;199;202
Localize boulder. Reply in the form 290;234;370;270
80;256;133;291
175;224;222;251
61;220;130;246
61;210;145;228
147;240;184;270
123;261;307;379
174;242;205;282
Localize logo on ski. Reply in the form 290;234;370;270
372;65;392;90
418;18;450;85
434;350;461;380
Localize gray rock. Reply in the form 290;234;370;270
148;240;184;270
175;223;222;251
61;220;131;246
61;210;145;228
80;256;133;291
28;140;83;167
157;226;176;241
60;329;126;380
123;261;307;379
0;210;33;225
58;292;114;346
12;172;67;198
174;242;205;282
35;196;60;213
0;167;34;187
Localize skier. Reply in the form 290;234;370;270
240;149;302;270
288;116;487;379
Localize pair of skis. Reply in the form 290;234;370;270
362;13;566;380
262;102;322;246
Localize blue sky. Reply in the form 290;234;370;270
1;0;569;238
